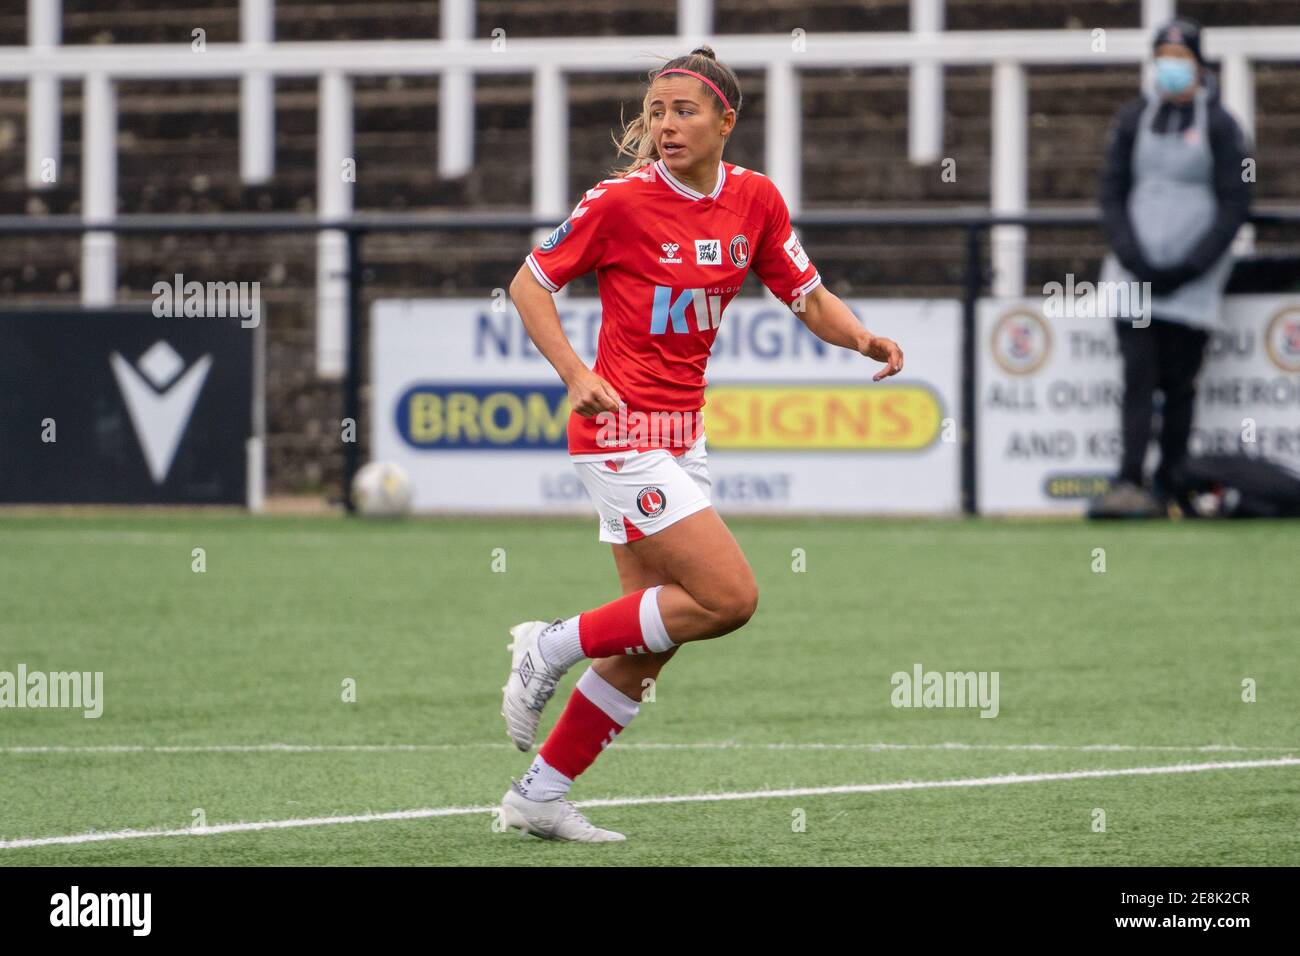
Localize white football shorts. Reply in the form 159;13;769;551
571;437;712;544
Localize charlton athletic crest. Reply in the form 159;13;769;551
636;486;667;518
729;234;750;267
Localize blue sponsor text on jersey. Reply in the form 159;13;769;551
650;286;725;334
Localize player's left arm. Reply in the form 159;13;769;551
796;284;904;381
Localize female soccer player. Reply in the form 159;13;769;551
499;45;904;842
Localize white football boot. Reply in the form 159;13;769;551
501;620;568;752
498;782;626;843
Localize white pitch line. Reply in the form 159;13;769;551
1;757;1296;850
1;743;505;754
3;741;1299;755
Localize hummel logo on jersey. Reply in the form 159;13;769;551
650;286;724;333
659;242;681;264
695;239;721;265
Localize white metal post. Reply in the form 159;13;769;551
240;0;274;183
909;0;945;164
765;59;800;214
765;60;801;303
532;64;567;224
532;63;568;294
677;0;713;40
1221;52;1256;256
26;0;61;190
991;60;1026;297
438;0;474;179
316;70;353;377
81;71;116;305
1220;53;1255;148
1143;0;1176;31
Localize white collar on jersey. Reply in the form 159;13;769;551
653;159;726;201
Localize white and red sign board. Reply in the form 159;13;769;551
977;295;1300;514
371;298;963;514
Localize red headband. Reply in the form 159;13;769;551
656;67;734;113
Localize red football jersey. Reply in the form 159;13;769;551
525;159;821;458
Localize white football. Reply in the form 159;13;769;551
352;461;413;517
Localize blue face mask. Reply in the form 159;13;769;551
1155;57;1197;96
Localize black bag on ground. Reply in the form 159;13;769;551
1170;454;1300;518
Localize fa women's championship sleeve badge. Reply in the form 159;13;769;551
540;219;573;251
729;235;750;267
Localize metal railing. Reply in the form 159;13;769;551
8;0;1300;374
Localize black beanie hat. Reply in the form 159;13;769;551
1153;17;1205;65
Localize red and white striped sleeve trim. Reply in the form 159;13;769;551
525;253;561;293
792;271;823;300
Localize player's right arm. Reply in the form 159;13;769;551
511;181;626;418
509;264;621;417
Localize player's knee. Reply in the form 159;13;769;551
735;584;759;627
714;581;759;633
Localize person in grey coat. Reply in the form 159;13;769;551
1092;17;1251;517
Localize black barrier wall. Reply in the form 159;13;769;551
0;308;253;505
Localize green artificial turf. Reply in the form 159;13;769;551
0;513;1296;865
